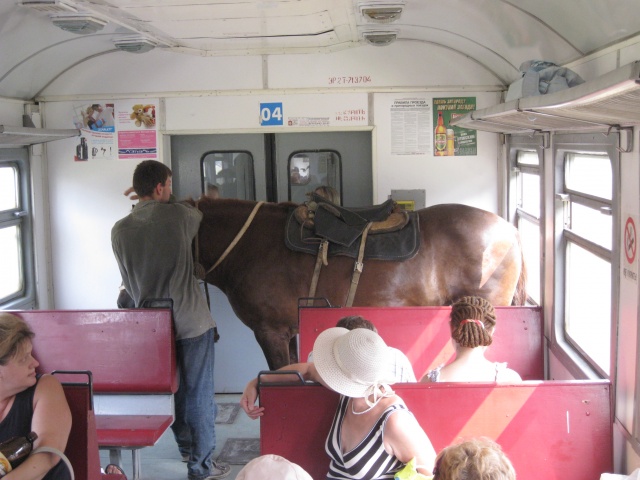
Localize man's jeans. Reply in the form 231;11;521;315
171;328;218;480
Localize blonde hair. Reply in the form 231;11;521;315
0;313;34;365
434;438;516;480
313;186;341;205
450;296;496;348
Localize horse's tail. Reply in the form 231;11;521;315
511;233;528;305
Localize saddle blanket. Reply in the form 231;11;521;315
284;208;421;261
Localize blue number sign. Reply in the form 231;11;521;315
260;102;283;126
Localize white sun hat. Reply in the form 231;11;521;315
312;327;396;399
236;454;313;480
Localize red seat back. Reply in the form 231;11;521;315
298;306;543;380
259;381;612;480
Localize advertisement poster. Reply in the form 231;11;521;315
116;101;157;160
72;103;116;161
70;100;158;162
432;97;477;156
389;97;430;155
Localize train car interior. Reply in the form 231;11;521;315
2;0;640;477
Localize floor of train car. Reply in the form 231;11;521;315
99;394;260;480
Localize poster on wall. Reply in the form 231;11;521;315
389;97;430;155
72;103;116;161
432;97;477;156
116;101;158;160
70;100;158;162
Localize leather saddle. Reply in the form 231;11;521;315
285;193;420;261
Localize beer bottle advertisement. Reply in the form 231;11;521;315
432;97;477;156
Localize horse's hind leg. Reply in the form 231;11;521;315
253;327;293;371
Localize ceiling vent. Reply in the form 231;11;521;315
20;0;77;14
113;36;157;54
361;30;398;46
358;2;404;23
50;13;107;35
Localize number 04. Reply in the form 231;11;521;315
261;106;283;122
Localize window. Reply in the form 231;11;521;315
288;151;342;204
0;150;34;308
559;151;614;375
201;151;255;200
509;142;542;305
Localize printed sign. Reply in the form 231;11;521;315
260;102;284;126
623;214;638;282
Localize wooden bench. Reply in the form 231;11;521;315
13;309;177;480
259;380;613;480
298;306;544;380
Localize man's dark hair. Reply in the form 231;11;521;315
336;315;378;333
133;160;172;198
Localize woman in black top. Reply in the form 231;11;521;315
0;313;71;480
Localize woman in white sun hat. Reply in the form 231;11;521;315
241;327;436;479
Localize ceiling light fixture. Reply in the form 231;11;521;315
359;2;404;23
20;0;77;14
362;30;398;46
113;36;157;54
50;13;107;34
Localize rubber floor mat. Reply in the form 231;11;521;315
216;438;260;465
216;403;240;424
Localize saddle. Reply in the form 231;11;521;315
285;193;420;261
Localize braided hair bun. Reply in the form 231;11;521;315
450;296;496;348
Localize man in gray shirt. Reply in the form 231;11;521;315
112;160;229;480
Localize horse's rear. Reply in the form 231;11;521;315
413;203;525;306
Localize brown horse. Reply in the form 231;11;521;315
194;198;526;370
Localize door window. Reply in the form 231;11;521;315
288;151;342;204
201;151;255;200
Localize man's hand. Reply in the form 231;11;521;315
124;187;139;201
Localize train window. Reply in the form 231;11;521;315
558;149;616;376
201;151;255;200
512;149;542;305
0;151;34;308
288;151;342;205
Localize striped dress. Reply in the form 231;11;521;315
325;395;406;479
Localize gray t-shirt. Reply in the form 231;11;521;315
111;199;215;340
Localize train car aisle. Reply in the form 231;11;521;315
99;394;260;480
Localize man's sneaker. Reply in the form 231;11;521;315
181;453;189;463
203;461;231;479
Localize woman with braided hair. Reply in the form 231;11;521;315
420;296;522;383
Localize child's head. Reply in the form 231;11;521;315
433;438;516;480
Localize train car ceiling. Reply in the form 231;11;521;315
2;0;640;101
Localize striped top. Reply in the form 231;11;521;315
325;395;406;479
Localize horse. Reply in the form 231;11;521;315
193;198;526;370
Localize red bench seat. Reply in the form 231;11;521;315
12;309;177;480
298;306;544;380
259;380;612;480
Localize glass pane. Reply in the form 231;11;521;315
565;242;611;374
289;151;342;204
520;172;540;217
571;202;612;250
565;153;612;200
202;152;255;200
518;217;540;304
0;165;18;211
0;225;22;301
517;150;539;166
